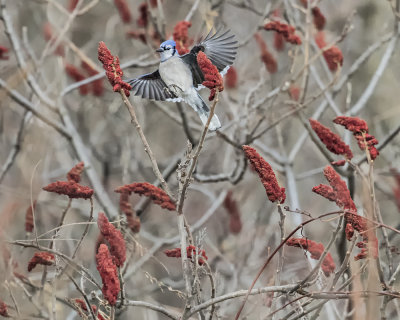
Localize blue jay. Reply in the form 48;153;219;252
127;28;237;131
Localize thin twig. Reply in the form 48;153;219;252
0;78;70;137
67;274;97;320
204;261;216;320
5;281;19;317
234;210;346;320
349;35;398;115
177;93;220;214
290;216;344;293
123;300;180;320
0;110;30;183
119;90;173;199
188;283;301;317
10;240;101;289
0;0;58;112
71;197;94;259
184;0;202;21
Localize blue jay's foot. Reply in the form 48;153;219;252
165;84;183;96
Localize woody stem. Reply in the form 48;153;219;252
119;90;174;200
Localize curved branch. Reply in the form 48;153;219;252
124;300;180;320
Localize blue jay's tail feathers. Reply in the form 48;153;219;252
187;92;221;131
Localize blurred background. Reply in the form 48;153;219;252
0;0;400;319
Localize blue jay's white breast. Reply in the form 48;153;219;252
159;56;193;95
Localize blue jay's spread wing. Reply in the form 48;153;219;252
127;70;179;101
196;28;238;73
180;28;238;88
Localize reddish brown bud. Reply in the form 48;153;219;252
346;213;379;260
289;85;300;101
345;223;354;240
323;166;356;211
164;245;208;265
119;193;140;233
309;119;353;159
97;213;126;267
74;298;88;312
74;299;105;320
315;32;343;72
96;244;120;306
312;8;326;30
333;116;379;160
286;238;335;276
95;234;106;255
98;42;132;96
197;51;224;100
254;33;277;73
0;299;8;317
0;46;9;60
173;21;192;55
43;181;94;199
264;21;302;45
355;133;379;160
243;145;286;203
225;66;238;89
316;166;379;260
136;2;148;27
354;237;379;261
274;33;285;51
271;10;285;51
91;306;105;320
114;0;132;23
223;191;242;234
67;162;85;183
312;184;336;202
333;116;369;133
27;252;55;272
25;200;36;233
331;160;346;166
115;182;176;211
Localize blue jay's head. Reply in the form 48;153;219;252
156;40;178;61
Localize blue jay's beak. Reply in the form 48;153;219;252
155;48;163;53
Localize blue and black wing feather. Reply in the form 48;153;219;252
127;70;178;101
180;28;238;88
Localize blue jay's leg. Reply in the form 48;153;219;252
184;87;221;131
